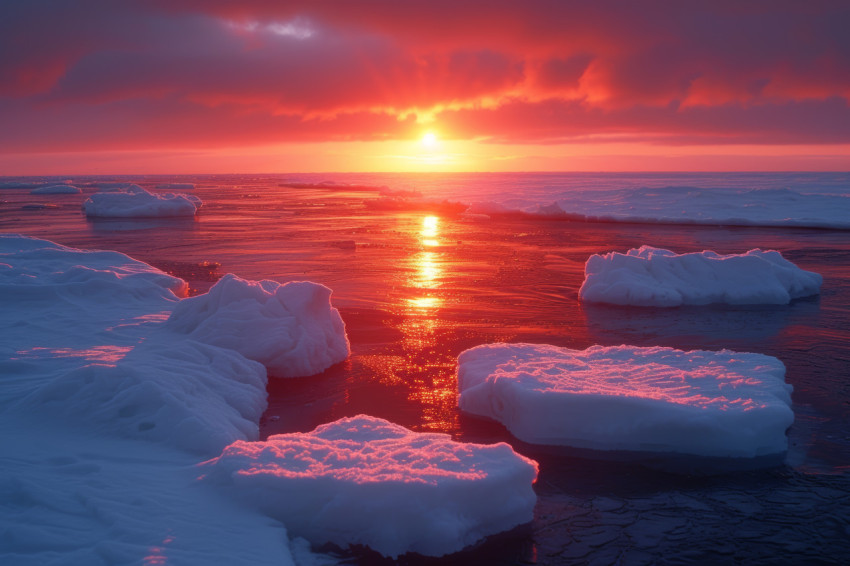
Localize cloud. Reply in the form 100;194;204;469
1;0;848;154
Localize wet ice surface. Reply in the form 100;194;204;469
3;174;850;563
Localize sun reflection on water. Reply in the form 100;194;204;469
386;214;458;433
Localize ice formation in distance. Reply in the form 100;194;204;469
201;415;538;558
467;186;850;229
84;184;202;217
166;273;350;377
580;246;822;307
30;184;82;194
458;343;794;458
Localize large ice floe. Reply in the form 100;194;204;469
1;234;532;563
580;246;823;307
83;184;202;217
200;415;538;558
166;273;350;377
458;343;794;458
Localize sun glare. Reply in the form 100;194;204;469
421;131;438;147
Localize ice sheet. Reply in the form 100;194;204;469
458;343;794;458
580;246;822;307
201;415;538;558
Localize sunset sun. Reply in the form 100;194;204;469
421;131;438;148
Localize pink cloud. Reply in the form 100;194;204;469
1;0;848;155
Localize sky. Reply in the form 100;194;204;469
1;0;849;174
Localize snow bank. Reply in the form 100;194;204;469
84;184;202;217
580;246;822;307
200;415;538;558
458;343;794;458
0;234;326;564
166;273;349;377
30;184;82;194
0;233;187;301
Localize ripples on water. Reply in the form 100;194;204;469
3;173;849;564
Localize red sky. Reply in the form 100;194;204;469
2;0;849;173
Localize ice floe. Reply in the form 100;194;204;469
165;273;350;377
467;186;850;229
458;343;794;458
200;415;538;558
580;246;822;307
30;184;82;194
84;184;202;217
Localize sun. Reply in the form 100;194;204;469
421;131;438;147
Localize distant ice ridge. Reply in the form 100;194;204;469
458;343;794;458
201;415;538;558
156;182;195;190
166;273;350;377
580;246;822;307
468;186;850;229
30;184;81;194
84;184;202;217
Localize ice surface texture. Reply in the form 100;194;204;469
580;246;822;307
30;184;82;194
84;184;201;217
458;343;794;458
468;186;850;229
201;415;538;558
166;273;350;377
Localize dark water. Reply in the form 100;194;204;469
2;175;849;564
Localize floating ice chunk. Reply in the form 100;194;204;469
200;415;538;558
166;273;349;377
458;343;794;458
30;184;82;194
84;185;202;217
580;246;822;307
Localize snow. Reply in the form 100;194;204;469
165;274;350;377
580;246;823;307
84;184;202;217
457;343;794;458
0;235;314;564
29;184;82;194
200;415;538;558
3;234;525;563
467;186;850;229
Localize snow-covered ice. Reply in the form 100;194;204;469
458;343;794;458
200;415;538;558
0;235;348;564
580;246;822;307
166;273;350;377
84;184;202;217
29;184;82;194
466;186;850;229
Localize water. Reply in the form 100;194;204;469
2;172;850;563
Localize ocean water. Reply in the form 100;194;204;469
2;172;850;564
